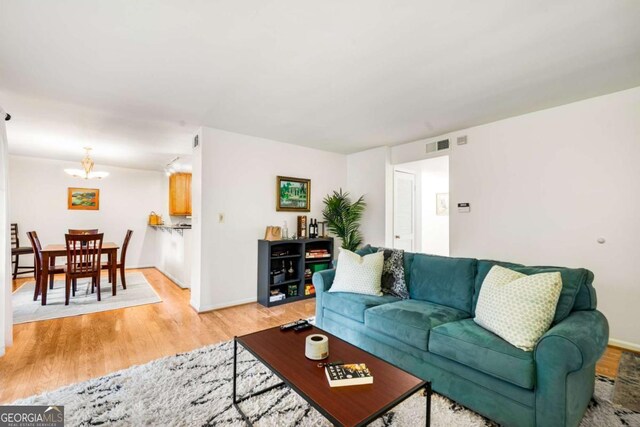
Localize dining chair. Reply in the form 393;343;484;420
68;229;99;235
101;229;133;289
11;223;35;279
26;231;65;301
64;233;104;305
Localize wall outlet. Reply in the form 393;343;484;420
218;213;224;223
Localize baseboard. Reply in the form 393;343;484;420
153;267;190;289
608;338;640;352
191;297;257;313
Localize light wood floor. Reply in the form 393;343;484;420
1;268;315;403
0;268;630;403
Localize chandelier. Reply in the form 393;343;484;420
64;147;109;179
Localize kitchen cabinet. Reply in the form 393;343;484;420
169;173;191;216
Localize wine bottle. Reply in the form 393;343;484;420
313;219;318;238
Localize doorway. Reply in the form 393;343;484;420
392;155;449;256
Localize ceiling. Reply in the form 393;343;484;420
1;0;640;169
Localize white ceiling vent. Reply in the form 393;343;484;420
426;139;450;153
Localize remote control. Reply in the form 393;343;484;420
280;319;308;331
293;323;312;332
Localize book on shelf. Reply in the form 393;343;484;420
305;250;330;258
325;363;373;387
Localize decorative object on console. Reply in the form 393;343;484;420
318;221;327;238
328;249;383;296
305;334;329;360
297;215;307;238
148;211;163;225
474;265;563;351
264;226;282;241
377;247;409;299
322;189;366;251
276;176;310;212
436;193;449;216
64;147;109;180
67;187;100;210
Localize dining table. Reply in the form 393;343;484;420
39;242;120;305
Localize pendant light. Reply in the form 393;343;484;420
64;147;109;179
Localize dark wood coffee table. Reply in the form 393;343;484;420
233;325;431;426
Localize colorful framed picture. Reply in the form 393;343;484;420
276;176;310;212
68;187;100;210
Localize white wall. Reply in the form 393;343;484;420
191;127;347;312
387;86;640;347
421;156;449;256
1;108;12;356
346;147;393;247
8;155;164;268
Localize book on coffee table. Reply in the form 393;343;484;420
325;363;373;387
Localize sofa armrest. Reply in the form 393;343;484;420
535;310;609;371
312;269;336;293
534;310;608;427
312;269;336;328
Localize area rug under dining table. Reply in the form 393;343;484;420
12;340;640;426
12;272;162;324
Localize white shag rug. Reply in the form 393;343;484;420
13;272;162;324
13;340;640;426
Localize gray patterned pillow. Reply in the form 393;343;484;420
377;248;409;299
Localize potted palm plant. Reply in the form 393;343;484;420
322;189;366;251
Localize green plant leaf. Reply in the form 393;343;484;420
322;189;366;251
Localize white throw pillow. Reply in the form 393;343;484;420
329;249;384;296
474;265;562;351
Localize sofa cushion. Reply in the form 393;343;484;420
429;318;536;389
365;300;469;351
473;260;592;323
409;254;477;313
323;292;399;323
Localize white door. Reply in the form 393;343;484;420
393;170;415;251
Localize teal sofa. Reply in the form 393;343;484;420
312;248;609;427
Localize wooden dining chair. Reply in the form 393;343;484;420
101;229;133;289
11;223;35;279
68;229;99;235
26;231;65;301
64;233;103;305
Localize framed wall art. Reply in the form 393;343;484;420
436;193;449;216
276;176;310;212
68;187;100;210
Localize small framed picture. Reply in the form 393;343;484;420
436;193;449;216
276;176;310;212
68;187;100;210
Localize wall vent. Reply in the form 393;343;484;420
193;134;199;148
426;139;450;153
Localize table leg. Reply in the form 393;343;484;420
425;382;432;427
111;250;117;296
233;337;238;404
41;252;50;306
